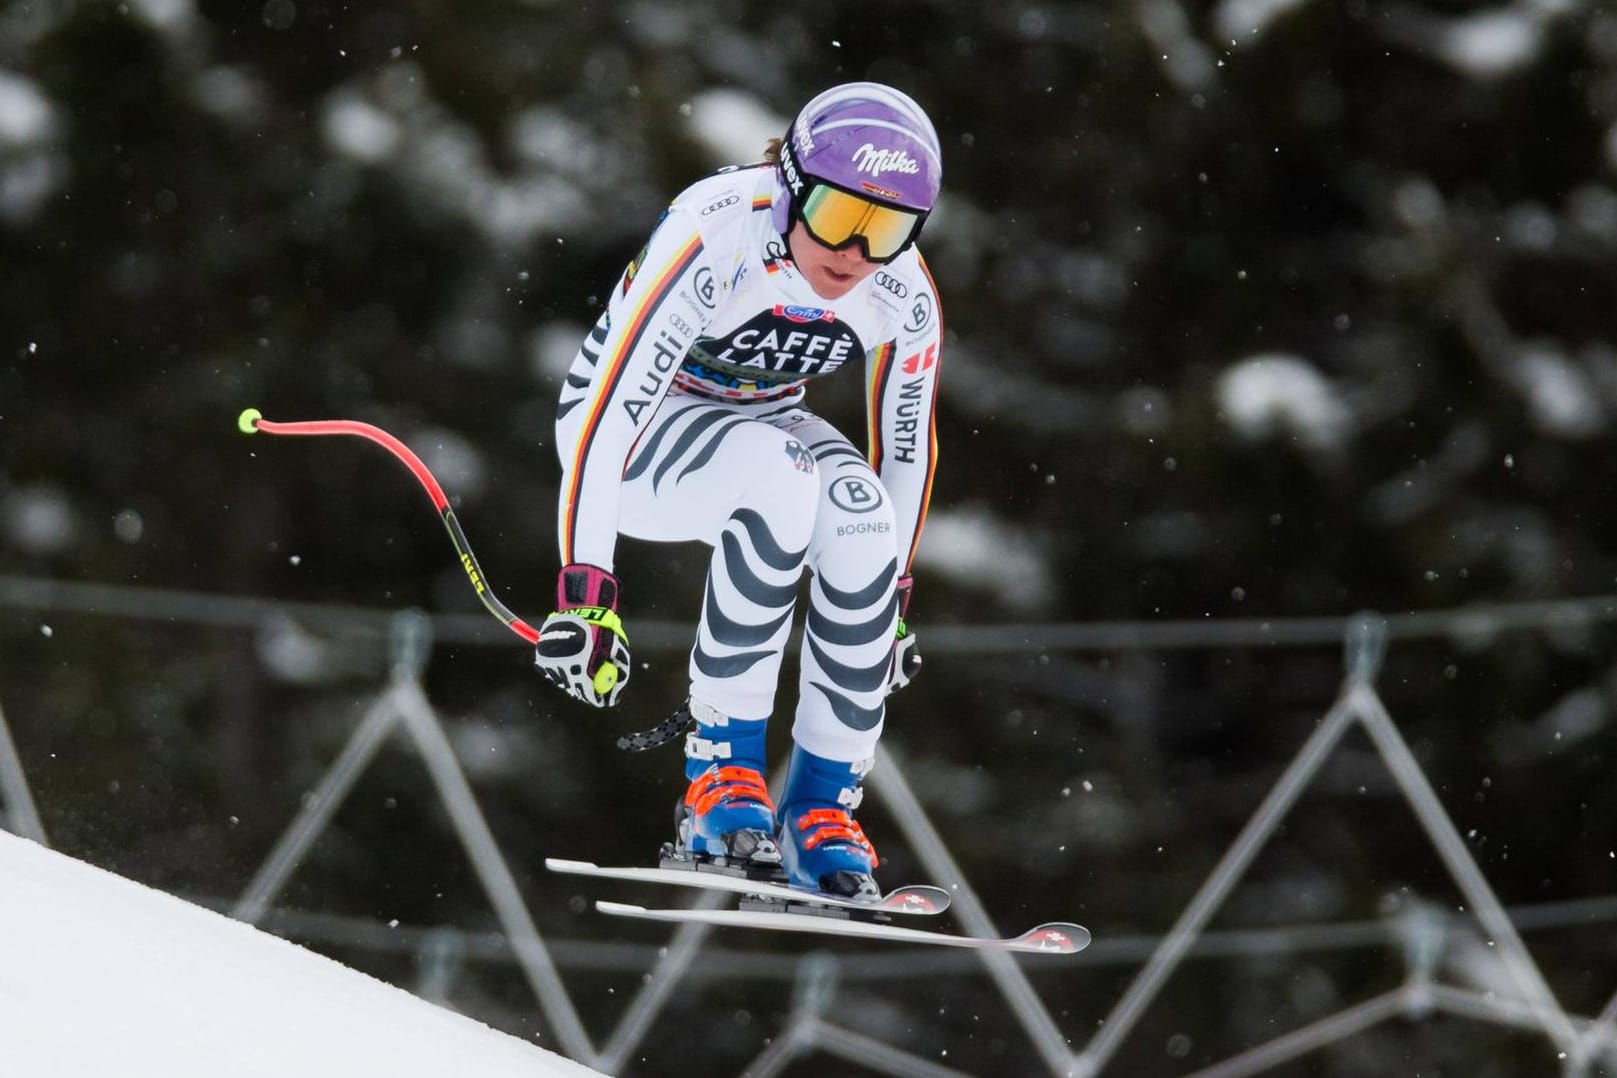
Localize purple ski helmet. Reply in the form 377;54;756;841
773;82;942;263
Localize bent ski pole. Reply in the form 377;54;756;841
236;407;542;647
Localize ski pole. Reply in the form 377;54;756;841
236;407;542;647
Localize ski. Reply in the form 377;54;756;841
594;900;1090;954
545;857;951;915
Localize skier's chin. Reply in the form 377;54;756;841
809;266;863;300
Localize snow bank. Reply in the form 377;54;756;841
0;830;604;1078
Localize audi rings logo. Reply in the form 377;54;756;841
700;194;740;216
829;476;885;514
873;271;907;299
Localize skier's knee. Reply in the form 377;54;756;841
821;473;897;551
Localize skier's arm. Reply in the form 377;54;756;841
540;208;710;707
866;257;941;697
555;208;711;571
866;258;942;578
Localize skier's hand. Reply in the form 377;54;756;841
887;574;922;695
534;564;631;707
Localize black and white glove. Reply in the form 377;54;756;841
534;564;631;708
888;574;922;695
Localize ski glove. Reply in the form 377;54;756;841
888;574;922;695
534;564;631;708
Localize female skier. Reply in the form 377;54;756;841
535;82;942;901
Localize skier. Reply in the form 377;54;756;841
535;82;942;901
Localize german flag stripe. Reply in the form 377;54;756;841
561;233;705;563
866;340;897;473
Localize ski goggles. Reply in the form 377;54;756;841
796;183;927;264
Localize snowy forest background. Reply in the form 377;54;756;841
4;1;1617;1075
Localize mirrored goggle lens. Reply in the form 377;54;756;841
799;185;923;262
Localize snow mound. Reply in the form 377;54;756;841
0;830;603;1078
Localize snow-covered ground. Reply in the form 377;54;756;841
0;829;604;1078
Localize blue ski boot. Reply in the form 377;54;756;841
777;744;880;901
674;700;781;869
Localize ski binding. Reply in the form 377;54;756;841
545;857;951;916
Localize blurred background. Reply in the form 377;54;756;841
3;0;1617;1075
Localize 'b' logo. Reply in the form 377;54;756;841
693;267;717;308
829;476;884;514
904;292;933;333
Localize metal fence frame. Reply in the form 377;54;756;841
4;577;1617;1075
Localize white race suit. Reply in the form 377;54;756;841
554;164;942;764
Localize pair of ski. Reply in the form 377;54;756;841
546;856;1090;955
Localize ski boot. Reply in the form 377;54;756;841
671;700;781;870
777;744;880;901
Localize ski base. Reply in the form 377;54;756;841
545;857;951;916
595;900;1090;954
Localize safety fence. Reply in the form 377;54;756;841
3;575;1617;1076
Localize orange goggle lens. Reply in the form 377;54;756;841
799;185;923;263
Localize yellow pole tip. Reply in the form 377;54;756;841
237;407;263;434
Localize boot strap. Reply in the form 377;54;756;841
686;766;775;816
794;808;879;866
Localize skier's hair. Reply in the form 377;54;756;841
761;137;783;165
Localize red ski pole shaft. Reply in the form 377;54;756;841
237;407;541;646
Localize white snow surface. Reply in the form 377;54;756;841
0;830;604;1078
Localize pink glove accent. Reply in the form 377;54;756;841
895;574;914;622
557;563;619;611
